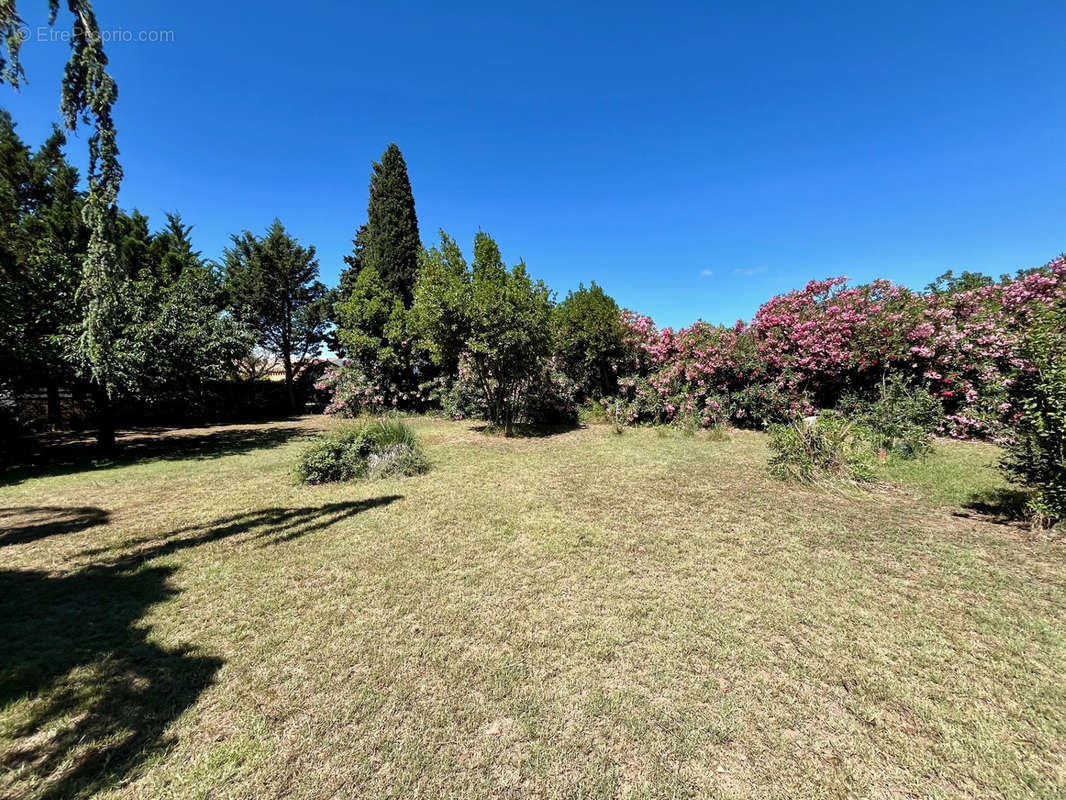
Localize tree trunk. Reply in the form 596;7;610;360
283;354;297;413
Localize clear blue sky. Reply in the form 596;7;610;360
4;0;1064;329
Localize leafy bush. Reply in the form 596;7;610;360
519;365;579;426
841;375;943;459
318;364;396;416
422;369;488;422
551;282;628;400
1001;304;1066;526
768;413;876;483
295;419;428;484
411;231;553;435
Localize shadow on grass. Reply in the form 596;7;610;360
1;423;314;487
468;421;583;439
0;496;401;799
0;506;110;547
960;487;1032;523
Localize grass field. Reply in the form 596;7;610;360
1;417;1064;799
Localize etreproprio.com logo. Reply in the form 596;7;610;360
17;24;175;44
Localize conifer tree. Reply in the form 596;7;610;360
362;143;420;303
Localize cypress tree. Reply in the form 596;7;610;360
362;143;420;304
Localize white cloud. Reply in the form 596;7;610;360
699;268;713;277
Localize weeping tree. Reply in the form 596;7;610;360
1;1;124;450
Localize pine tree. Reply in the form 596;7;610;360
223;220;329;411
363;144;421;304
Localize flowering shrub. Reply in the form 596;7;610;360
316;363;399;416
520;363;580;425
612;256;1066;437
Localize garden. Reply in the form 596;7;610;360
1;6;1064;796
2;415;1064;799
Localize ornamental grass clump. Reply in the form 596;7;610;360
295;419;428;484
768;413;876;484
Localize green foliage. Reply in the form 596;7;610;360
551;282;626;399
0;110;86;396
332;263;417;400
768;413;876;484
0;114;246;431
1001;303;1066;526
518;365;579;426
578;399;608;425
411;230;553;434
421;367;489;422
361;143;421;304
294;419;428;484
841;375;943;459
924;269;997;295
223;219;329;409
1;1;125;397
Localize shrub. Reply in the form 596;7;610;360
768;413;876;483
841;375;943;459
614;256;1066;440
295;419;428;484
519;365;579;426
551;282;628;399
411;231;553;435
1001;304;1066;526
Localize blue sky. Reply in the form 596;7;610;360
4;0;1064;329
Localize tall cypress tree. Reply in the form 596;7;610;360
362;143;420;304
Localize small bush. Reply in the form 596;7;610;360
768;413;876;483
841;375;943;459
295;419;428;484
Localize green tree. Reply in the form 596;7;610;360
1002;301;1066;526
361;143;420;303
121;212;251;413
411;230;552;435
924;269;996;295
222;220;329;411
333;264;410;390
2;1;124;450
551;282;627;399
0;109;88;425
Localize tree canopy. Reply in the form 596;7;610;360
411;230;552;434
223;219;329;410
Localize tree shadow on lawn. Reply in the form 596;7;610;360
958;487;1032;525
0;496;401;800
1;423;316;487
0;506;110;548
468;421;583;439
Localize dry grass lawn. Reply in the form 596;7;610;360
1;416;1063;799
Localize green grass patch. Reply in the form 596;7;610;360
1;419;1063;799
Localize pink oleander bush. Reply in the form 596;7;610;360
316;362;431;417
607;256;1066;437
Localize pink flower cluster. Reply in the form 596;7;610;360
617;256;1066;434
